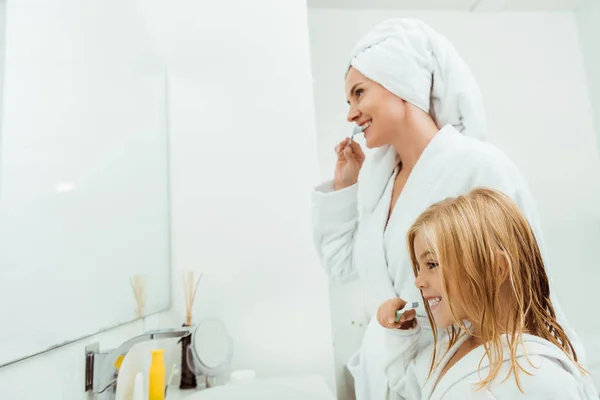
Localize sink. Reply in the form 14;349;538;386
168;375;336;400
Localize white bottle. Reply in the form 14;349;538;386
132;372;145;400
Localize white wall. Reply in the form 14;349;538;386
577;0;600;153
308;9;600;398
0;0;336;398
160;0;336;391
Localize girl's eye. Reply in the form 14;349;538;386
427;262;439;270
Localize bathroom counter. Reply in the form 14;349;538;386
166;374;336;400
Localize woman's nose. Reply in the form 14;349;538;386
347;106;360;122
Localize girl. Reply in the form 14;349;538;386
376;188;597;399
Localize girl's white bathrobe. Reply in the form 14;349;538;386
379;322;598;399
311;124;586;400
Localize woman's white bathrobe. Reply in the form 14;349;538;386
379;323;598;399
311;124;585;400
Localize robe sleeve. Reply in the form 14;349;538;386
311;179;360;283
383;325;424;399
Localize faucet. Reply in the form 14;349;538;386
84;327;194;399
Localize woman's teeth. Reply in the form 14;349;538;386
428;297;442;309
361;121;371;131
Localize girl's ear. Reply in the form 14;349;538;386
497;249;511;284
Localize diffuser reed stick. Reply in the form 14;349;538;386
180;270;203;389
130;274;147;319
182;271;203;326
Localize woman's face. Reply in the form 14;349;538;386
345;67;407;149
413;229;464;329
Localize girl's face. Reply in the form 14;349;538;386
413;229;465;329
344;67;407;149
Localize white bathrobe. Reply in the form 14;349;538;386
377;322;598;400
311;124;585;400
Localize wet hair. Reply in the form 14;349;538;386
407;188;586;391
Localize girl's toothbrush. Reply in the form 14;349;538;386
395;301;419;323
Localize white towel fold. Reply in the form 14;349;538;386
349;18;486;139
348;18;487;211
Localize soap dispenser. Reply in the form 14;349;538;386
148;349;166;400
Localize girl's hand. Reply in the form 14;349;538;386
377;297;417;330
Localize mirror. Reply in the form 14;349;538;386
190;318;233;378
0;1;170;366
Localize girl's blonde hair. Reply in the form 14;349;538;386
407;188;585;391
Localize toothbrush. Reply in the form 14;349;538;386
395;301;419;323
348;125;363;145
164;364;178;398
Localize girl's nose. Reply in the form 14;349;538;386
415;270;427;290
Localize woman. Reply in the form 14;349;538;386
375;188;596;399
311;18;584;399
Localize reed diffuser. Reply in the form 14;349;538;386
130;274;147;319
179;270;203;389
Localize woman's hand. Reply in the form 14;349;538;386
333;138;365;190
377;297;417;330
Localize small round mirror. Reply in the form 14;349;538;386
191;318;232;377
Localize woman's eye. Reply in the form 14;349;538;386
356;88;364;97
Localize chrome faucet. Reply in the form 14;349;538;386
84;327;194;399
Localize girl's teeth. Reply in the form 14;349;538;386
428;297;441;307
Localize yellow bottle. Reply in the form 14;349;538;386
148;349;166;400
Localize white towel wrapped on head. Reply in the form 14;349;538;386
348;18;487;212
349;18;486;140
